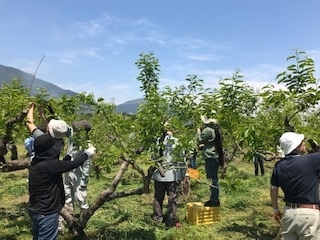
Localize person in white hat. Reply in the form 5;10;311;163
25;103;72;158
197;115;224;207
270;132;320;239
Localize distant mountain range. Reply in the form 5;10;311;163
0;65;76;98
0;64;143;114
115;98;144;114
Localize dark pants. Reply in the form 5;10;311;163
189;150;197;169
189;155;197;169
254;157;264;176
28;210;59;240
153;180;178;227
205;158;219;202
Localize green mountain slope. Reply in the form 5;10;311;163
0;64;144;114
0;64;76;97
115;98;145;114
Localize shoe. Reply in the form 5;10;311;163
204;200;220;207
175;222;182;227
166;222;182;229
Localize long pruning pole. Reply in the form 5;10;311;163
29;54;45;95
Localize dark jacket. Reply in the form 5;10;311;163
271;152;320;204
28;152;89;215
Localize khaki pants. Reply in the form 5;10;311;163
281;207;320;240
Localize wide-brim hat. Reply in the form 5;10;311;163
34;134;61;159
279;132;305;155
48;119;71;139
72;120;92;132
200;115;218;125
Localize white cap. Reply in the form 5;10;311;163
48;119;71;139
279;132;305;155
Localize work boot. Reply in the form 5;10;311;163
204;200;220;207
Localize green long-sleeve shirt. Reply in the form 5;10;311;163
198;126;219;159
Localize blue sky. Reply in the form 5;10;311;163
1;0;319;104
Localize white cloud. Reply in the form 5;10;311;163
171;37;231;50
109;84;132;91
187;54;219;61
56;51;78;66
85;49;104;59
70;14;111;39
240;52;272;57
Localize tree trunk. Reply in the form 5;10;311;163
59;160;153;238
0;110;28;164
221;145;237;179
1;160;30;172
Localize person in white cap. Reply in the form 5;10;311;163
25;103;72;158
197;115;224;207
270;132;320;239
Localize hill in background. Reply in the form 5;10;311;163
115;98;144;114
0;65;76;98
0;64;144;114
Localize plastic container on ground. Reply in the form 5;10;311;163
186;202;220;225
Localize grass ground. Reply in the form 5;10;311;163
0;151;283;240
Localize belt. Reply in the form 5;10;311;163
285;202;320;210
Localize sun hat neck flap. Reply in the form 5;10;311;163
34;134;61;159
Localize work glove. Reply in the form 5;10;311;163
273;209;282;224
84;145;96;157
63;155;72;161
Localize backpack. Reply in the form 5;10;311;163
214;125;224;167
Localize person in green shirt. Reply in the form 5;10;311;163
197;115;224;207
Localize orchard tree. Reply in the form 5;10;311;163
259;49;320;148
160;74;207;154
0;79;30;164
59;52;169;237
276;49;319;131
211;70;259;161
1;49;319;238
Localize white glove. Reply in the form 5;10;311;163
84;145;96;157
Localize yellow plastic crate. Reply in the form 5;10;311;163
186;202;220;225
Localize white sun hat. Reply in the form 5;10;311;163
279;132;305;155
48;119;71;139
200;115;218;125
